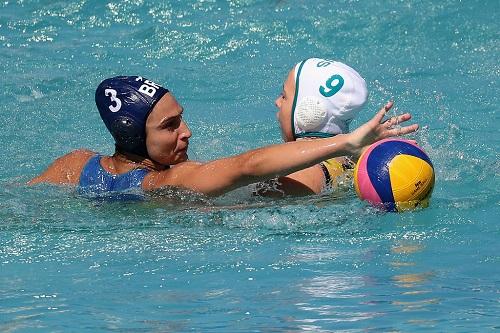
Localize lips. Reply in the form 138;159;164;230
175;143;189;154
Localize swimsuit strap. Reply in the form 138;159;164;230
79;154;149;194
319;157;353;188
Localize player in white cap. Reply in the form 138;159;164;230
259;58;373;196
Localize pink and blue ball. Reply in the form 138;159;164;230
354;138;435;212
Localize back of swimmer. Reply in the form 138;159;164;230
265;57;368;196
28;71;418;198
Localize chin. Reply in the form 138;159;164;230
174;152;189;163
155;151;188;166
280;129;294;142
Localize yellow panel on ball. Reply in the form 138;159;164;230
389;154;435;203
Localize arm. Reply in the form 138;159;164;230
144;134;352;196
255;165;324;197
257;156;351;197
145;102;417;196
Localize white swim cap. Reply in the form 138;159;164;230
292;58;368;139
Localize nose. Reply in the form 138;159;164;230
274;96;281;108
179;120;192;139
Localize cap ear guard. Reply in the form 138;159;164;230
110;116;148;156
295;96;327;132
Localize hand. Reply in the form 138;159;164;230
347;101;419;157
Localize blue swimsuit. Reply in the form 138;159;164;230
78;155;149;200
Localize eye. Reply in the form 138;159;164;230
163;116;182;130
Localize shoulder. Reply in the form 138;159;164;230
50;149;97;171
57;149;96;165
28;149;97;185
141;161;204;190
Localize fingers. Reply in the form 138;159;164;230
381;111;418;138
373;101;394;123
384;100;394;110
389;124;419;137
384;116;398;128
397;113;411;123
369;101;418;139
385;113;411;128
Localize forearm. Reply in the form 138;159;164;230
203;134;349;190
239;134;350;179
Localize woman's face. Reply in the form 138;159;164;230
275;68;296;142
145;93;192;165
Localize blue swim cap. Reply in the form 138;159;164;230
95;76;169;157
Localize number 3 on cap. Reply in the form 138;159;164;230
105;88;122;113
319;75;344;98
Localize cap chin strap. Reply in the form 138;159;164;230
291;60;307;140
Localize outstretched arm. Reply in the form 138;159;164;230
145;101;418;196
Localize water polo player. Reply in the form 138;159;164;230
259;58;370;196
29;75;417;197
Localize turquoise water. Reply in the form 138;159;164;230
1;0;499;331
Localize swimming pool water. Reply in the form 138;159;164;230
1;0;499;331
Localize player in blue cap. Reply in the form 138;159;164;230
29;75;417;197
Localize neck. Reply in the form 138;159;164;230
112;151;168;171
